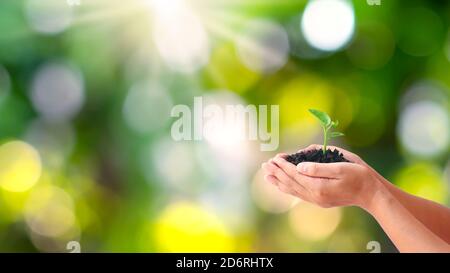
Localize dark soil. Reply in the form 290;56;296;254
285;148;350;165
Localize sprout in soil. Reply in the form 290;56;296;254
309;109;344;155
285;110;348;165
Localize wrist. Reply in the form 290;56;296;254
358;175;391;214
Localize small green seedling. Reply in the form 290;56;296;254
309;109;344;155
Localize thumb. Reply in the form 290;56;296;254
296;162;344;179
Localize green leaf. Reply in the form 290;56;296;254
309;109;331;127
330;132;345;138
332;120;339;128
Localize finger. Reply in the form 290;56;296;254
277;183;298;197
269;153;287;167
265;162;294;185
273;156;296;174
266;160;311;196
266;161;320;199
263;162;303;194
264;174;279;186
269;158;280;168
289;172;323;192
272;156;307;189
262;162;278;175
275;176;311;200
296;162;347;179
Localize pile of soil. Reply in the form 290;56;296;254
285;148;350;165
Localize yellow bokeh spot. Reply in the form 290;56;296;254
394;163;448;204
276;74;336;143
0;190;30;221
206;43;260;93
288;202;341;241
25;185;77;238
154;201;234;252
0;141;42;192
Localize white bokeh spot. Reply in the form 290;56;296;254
301;0;355;51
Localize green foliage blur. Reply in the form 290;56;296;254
0;0;448;252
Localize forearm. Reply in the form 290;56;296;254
362;183;450;253
369;167;450;243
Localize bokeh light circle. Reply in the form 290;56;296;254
141;137;197;193
123;82;173;134
25;185;77;238
286;14;331;60
200;91;251;167
251;169;298;214
207;43;260;93
0;141;42;192
25;0;74;35
154;201;234;252
398;101;449;158
301;0;355;51
30;62;85;122
394;163;448;204
288;202;341;241
400;81;448;109
236;19;290;73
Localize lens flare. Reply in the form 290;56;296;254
201;91;251;165
236;19;290;73
151;0;210;73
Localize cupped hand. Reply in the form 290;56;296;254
261;146;382;209
299;144;366;166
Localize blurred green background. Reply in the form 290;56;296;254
0;0;449;252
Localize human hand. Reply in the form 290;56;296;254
261;147;383;210
300;144;388;183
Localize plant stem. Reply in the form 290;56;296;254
323;127;328;155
